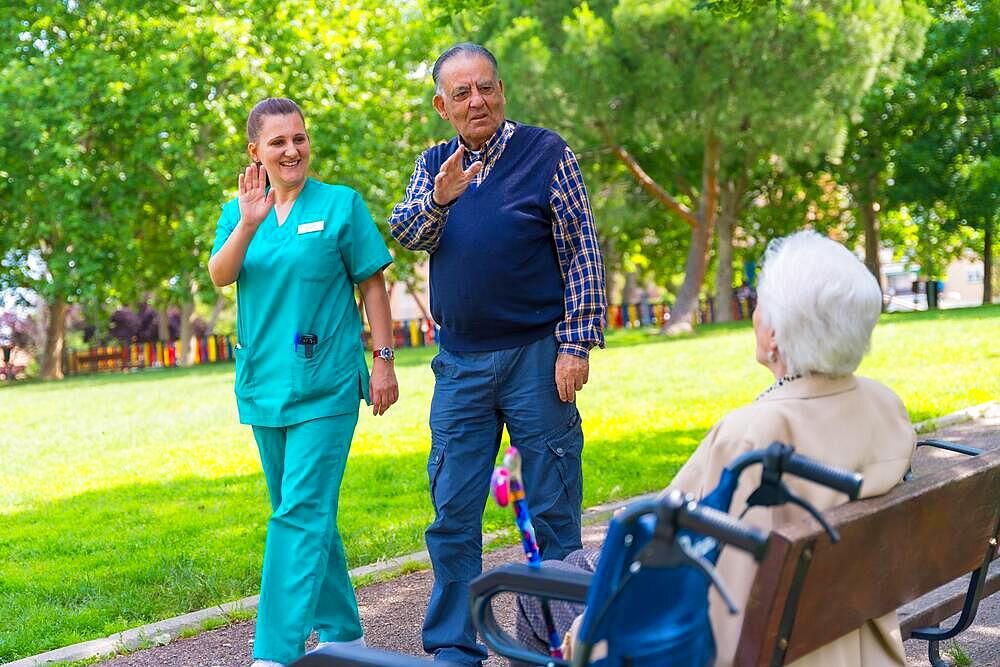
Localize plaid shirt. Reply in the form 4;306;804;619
389;121;607;358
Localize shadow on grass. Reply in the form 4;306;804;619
0;347;441;396
3;304;998;395
604;303;1000;348
0;360;237;393
601;319;752;350
0;425;704;662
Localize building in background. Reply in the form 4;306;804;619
942;254;989;306
880;248;995;312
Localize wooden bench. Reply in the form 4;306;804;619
736;448;1000;666
70;348;144;374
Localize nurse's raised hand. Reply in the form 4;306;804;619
209;165;271;287
238;162;275;230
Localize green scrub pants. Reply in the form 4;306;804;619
251;412;363;664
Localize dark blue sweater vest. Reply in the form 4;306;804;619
425;124;567;352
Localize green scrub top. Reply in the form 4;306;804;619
211;178;392;427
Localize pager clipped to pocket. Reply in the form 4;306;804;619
297;333;318;358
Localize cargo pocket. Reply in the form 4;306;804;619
233;345;254;401
544;413;584;509
427;433;447;510
430;350;458;380
292;333;337;401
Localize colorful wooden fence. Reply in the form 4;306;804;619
607;303;669;328
64;299;756;376
607;296;754;328
63;320;441;377
362;318;440;350
65;335;237;375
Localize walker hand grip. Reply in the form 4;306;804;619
783;451;863;500
680;501;769;561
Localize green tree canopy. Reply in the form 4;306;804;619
469;0;920;329
2;0;445;376
889;1;999;301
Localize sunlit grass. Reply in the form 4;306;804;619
2;304;998;661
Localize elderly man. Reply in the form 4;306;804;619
389;43;607;664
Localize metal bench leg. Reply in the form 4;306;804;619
909;539;996;663
927;637;949;667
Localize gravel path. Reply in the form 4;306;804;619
92;406;999;667
94;526;609;667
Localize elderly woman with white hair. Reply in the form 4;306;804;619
515;230;915;667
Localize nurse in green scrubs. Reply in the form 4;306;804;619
208;98;398;667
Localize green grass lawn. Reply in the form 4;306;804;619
2;305;999;661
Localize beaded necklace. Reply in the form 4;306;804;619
755;373;803;401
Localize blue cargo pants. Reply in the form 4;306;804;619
422;335;585;664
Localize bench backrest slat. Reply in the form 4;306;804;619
736;449;1000;666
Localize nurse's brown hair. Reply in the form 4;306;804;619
246;97;305;143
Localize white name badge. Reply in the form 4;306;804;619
298;220;325;234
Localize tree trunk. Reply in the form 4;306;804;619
600;233;617;307
204;296;226;336
405;280;432;321
157;305;170;342
984;217;994;305
667;223;714;333
665;134;721;334
179;301;196;366
621;271;637;309
714;180;737;323
41;296;67;380
860;176;882;289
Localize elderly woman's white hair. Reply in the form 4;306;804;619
755;231;883;377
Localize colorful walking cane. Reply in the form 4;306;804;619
491;447;564;658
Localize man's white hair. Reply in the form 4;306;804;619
756;230;883;377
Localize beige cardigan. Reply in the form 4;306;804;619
670;374;915;667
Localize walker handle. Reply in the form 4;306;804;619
781;446;863;500
679;498;769;561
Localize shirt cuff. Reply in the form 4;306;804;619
423;189;453;214
558;342;591;359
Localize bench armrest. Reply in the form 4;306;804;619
469;563;592;667
905;440;983;481
916;439;983;457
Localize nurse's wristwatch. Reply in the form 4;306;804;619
373;346;395;363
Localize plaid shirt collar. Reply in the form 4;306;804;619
460;120;515;169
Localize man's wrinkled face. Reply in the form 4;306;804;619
433;54;506;150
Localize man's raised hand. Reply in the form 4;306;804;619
432;145;483;206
